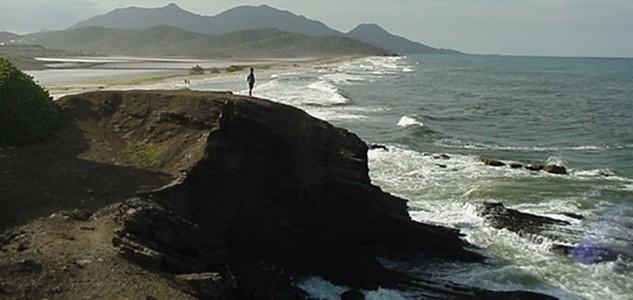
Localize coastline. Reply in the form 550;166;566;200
5;53;632;299
27;55;367;99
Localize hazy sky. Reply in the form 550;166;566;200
1;0;632;57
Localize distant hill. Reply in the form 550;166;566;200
69;3;460;55
347;24;460;54
0;45;67;70
0;31;21;43
71;3;341;37
23;26;391;58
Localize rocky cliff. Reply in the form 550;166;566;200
0;90;555;299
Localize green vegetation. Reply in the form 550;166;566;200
0;58;59;146
226;65;245;73
209;67;221;74
125;142;168;169
190;65;205;75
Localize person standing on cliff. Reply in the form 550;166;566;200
246;68;256;97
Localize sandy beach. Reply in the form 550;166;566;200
25;55;362;99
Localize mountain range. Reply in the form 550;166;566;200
19;26;391;58
1;3;460;62
69;3;458;55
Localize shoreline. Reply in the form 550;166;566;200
28;55;367;99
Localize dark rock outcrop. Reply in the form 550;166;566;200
477;202;570;235
434;154;451;160
561;212;584;220
341;289;365;300
509;162;524;169
149;93;483;289
174;273;226;299
482;158;505;167
525;164;545;171
480;158;568;175
475;203;629;265
112;198;226;274
543;165;567;175
53;91;556;299
368;143;388;151
57;209;93;221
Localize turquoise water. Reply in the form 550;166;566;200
194;55;633;300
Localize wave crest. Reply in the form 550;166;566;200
397;115;424;128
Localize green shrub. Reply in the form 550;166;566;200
209;67;221;74
0;58;59;146
190;65;205;75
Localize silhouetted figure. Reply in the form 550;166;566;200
246;68;255;97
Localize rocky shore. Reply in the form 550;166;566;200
0;91;557;299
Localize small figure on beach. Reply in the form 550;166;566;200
246;68;256;97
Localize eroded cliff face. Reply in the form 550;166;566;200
144;93;483;289
0;91;556;299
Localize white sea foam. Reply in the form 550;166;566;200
242;78;349;107
368;145;529;210
334;56;414;79
368;144;625;229
298;277;348;299
573;168;616;177
365;289;409;300
236;60;413;122
570;169;633;186
321;73;365;84
368;143;633;300
435;138;629;152
546;156;565;166
308;109;367;121
397;115;424;128
307;80;350;105
298;277;409;300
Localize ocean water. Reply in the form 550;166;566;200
193;55;633;300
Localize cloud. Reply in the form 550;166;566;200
0;0;101;33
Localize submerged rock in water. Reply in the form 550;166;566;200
434;154;451;160
551;243;631;264
479;158;566;175
477;202;570;234
544;165;567;175
526;164;545;171
368;143;388;151
482;158;506;167
509;162;524;169
561;212;584;220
